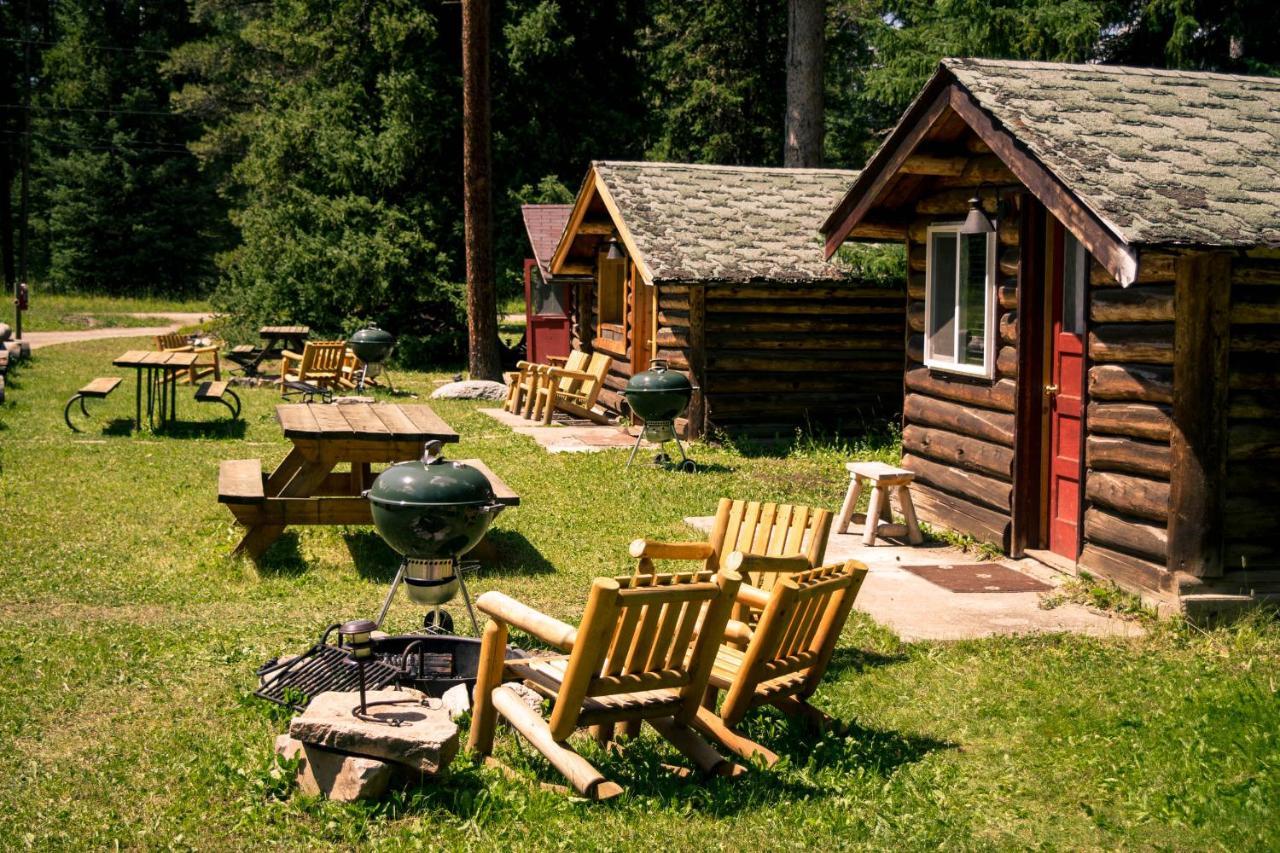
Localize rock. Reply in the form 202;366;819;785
0;323;9;342
502;682;544;718
430;380;508;401
258;654;299;687
289;688;458;775
275;734;401;802
334;395;375;405
441;684;470;721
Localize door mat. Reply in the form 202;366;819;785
900;563;1052;593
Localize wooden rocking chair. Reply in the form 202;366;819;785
504;351;587;418
155;332;220;385
690;554;869;767
632;497;833;627
533;351;613;425
279;340;348;395
467;567;744;800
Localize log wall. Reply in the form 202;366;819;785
1222;254;1280;573
1077;250;1180;589
899;184;1021;550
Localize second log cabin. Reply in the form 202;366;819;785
549;161;905;438
822;58;1280;616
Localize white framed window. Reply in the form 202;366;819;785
924;223;997;378
1061;230;1087;335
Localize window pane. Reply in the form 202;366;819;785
928;231;957;361
957;233;988;368
1062;232;1085;334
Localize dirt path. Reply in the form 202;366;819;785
22;312;211;350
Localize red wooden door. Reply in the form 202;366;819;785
1046;222;1087;560
524;259;570;364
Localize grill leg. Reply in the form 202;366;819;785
625;430;645;470
456;570;480;636
374;563;406;629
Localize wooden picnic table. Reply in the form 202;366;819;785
113;349;201;431
220;402;521;560
232;325;311;377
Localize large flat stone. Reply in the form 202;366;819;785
289;689;458;774
275;734;401;802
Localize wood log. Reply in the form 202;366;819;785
849;218;909;240
1090;253;1175;286
965;136;992;154
1230;332;1280;354
713;284;903;302
909;481;1009;548
1088;324;1175;364
703;301;903;316
1086;435;1171;478
1231;260;1280;286
998;285;1017;310
998;211;1020;247
1078;543;1172;594
907;272;925;300
1228;392;1280;420
915;189;996;216
909;244;925;272
705;317;902;335
1087;364;1173;404
901;153;967;176
902;453;1011;510
1084;507;1168;563
903;424;1014;478
1231;299;1280;324
491;687;623;800
1090;285;1174;323
905;367;1016;412
904;392;1015;447
999;312;1017;345
907;334;924;364
1228;354;1280;390
1085;471;1170;522
998;247;1019;278
997;345;1017;378
1226;423;1280;461
908;300;925;333
939;154;1018;185
1087;401;1172;441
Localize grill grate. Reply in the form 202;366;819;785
255;625;403;711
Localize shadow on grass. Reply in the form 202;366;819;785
256;533;309;577
345;531;401;583
343;528;557;585
102;418;136;436
823;644;910;679
156;419;248;439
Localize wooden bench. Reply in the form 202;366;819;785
64;377;122;431
836;461;924;546
195;380;242;420
218;459;266;504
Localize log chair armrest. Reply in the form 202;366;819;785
281;350;304;360
545;367;595;382
515;360;536;371
546;356;569;367
725;551;812;577
723;618;754;645
162;345;195;353
191;345;220;354
734;583;770;612
628;539;717;561
475;591;578;652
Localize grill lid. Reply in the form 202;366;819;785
624;359;694;395
350;325;395;346
366;441;497;508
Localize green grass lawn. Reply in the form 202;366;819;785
4;291;211;332
0;335;1277;850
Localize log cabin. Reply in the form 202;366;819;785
519;204;590;366
548;161;905;438
821;58;1280;616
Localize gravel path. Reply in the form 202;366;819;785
22;312;211;350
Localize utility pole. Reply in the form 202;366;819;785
16;0;32;340
462;0;499;380
784;0;825;168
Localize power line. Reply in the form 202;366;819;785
0;103;186;118
0;36;172;56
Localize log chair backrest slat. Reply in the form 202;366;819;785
718;561;868;727
155;333;188;351
302;341;349;375
709;498;831;594
546;570;741;741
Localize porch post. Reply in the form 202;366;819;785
686;284;707;439
1010;193;1046;557
1166;252;1231;578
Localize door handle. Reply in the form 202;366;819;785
1045;384;1060;397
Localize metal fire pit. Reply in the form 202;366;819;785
255;624;517;711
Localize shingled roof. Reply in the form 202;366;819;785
521;204;580;278
590;161;858;283
942;58;1280;248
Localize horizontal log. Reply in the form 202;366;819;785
901;153;967;176
558;260;595;276
909;244;926;272
999;247;1019;279
1230;297;1280;325
705;317;903;335
1226;423;1280;461
654;329;688;349
1231;260;1280;286
909;481;1009;548
848;218;907;240
1078;543;1172;594
902;453;1011;511
1228;391;1279;420
1224;492;1280;539
707;395;900;417
930;154;1019;185
1085;471;1170;522
908;301;925;333
1088;323;1175;364
707;335;903;352
915;189;997;216
904;392;1015;447
1086;434;1171;478
702;301;903;316
1087;401;1172;441
997;345;1017;378
1087;364;1173;404
1084;507;1168;564
1231;331;1280;354
905;367;1016;412
707;353;901;373
1229;355;1280;390
707;375;901;394
907;273;925;301
907;334;924;364
710;285;905;301
1090;285;1174;323
998;285;1017;311
657;309;688;327
999;312;1017;345
1091;253;1175;286
998;211;1020;247
903;424;1014;478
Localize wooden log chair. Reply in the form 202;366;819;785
504;352;585;418
689;554;869;767
154;332;221;385
633;498;832;630
467;567;746;801
279;340;348;395
533;351;613;425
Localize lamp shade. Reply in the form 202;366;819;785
960;196;995;235
605;238;625;260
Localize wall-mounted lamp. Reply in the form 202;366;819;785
960;185;1009;236
605;238;625;260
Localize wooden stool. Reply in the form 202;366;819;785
836;462;924;546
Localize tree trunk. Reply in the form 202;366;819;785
462;0;500;380
783;0;824;167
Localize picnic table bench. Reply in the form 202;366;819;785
218;402;517;560
227;325;311;377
